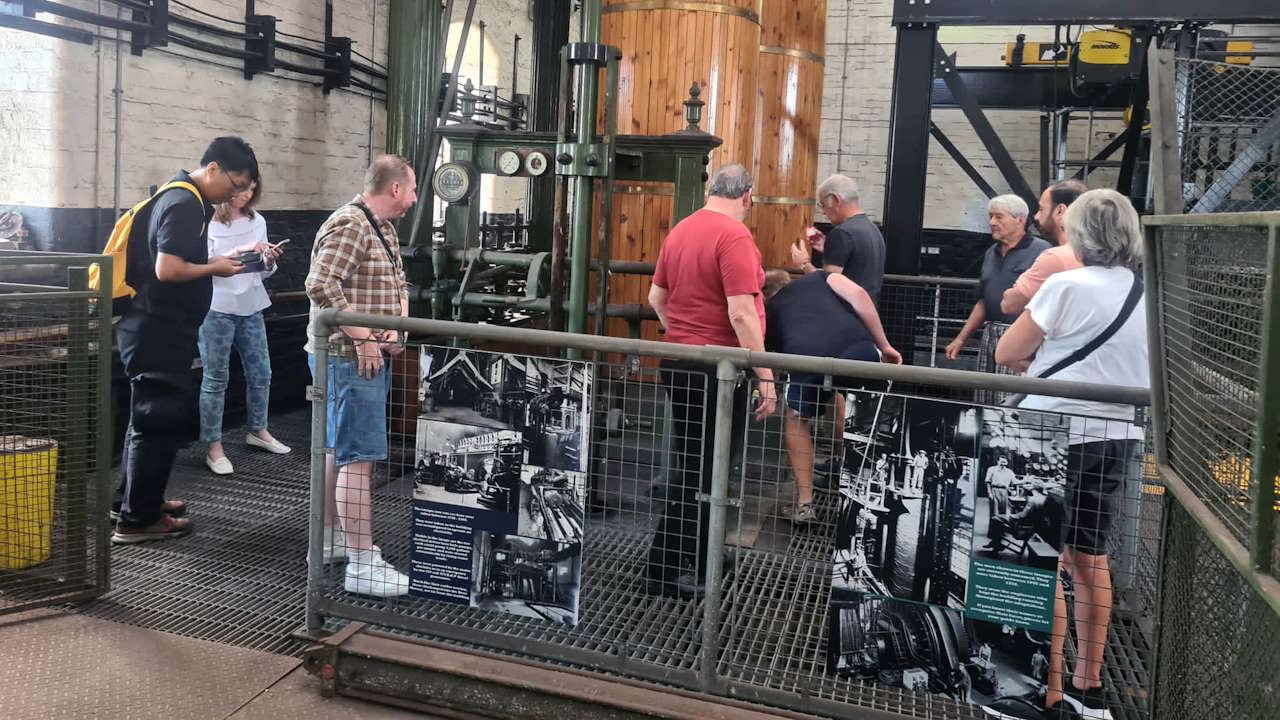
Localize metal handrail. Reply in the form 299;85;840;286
313;310;1150;406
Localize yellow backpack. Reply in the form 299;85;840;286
89;181;204;301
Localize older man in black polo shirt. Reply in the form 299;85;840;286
944;194;1050;368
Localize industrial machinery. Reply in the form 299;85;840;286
396;0;721;346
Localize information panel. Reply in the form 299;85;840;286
825;395;1070;715
410;346;589;627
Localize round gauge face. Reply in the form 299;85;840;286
525;151;549;177
496;149;523;175
433;162;476;204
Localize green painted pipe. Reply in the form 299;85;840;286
567;0;604;343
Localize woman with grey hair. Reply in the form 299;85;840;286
995;188;1148;720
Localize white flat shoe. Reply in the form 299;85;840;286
206;455;233;475
246;433;291;454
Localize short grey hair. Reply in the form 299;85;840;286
707;164;753;199
988;194;1029;219
1064;188;1143;270
817;174;859;204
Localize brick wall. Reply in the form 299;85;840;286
0;0;390;215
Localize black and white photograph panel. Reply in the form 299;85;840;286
470;533;581;627
418;346;528;431
517;465;586;543
521;357;591;472
832;395;978;608
973;409;1069;572
825;590;1051;719
413;421;523;515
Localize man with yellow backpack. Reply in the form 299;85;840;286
104;136;258;544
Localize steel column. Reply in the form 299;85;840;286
567;0;604;344
1117;34;1153;207
94;257;113;591
700;359;738;693
893;0;1280;25
1247;224;1280;573
1146;48;1183;215
528;0;571;253
306;330;331;632
929;122;997;199
64;266;91;588
882;25;937;275
936;44;1038;209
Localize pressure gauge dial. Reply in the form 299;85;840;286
496;149;523;176
433;161;478;204
525;151;549;177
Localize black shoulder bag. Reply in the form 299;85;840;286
1004;271;1143;407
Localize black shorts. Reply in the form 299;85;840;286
1062;439;1139;556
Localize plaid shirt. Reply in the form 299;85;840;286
305;195;407;358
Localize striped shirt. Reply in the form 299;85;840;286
304;195;407;357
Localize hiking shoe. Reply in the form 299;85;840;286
343;552;409;598
1064;683;1113;720
111;515;192;544
110;499;187;523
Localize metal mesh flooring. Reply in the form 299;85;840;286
77;412;318;656
75;409;1157;720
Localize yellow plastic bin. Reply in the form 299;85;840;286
0;435;58;570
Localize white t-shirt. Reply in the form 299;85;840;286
1019;265;1149;441
207;214;274;316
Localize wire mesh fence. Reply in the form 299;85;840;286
0;255;112;614
878;277;983;404
1176;57;1280;214
732;376;1157;720
1153;499;1280;720
305;313;1158;720
1146;219;1278;561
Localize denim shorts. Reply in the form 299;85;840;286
308;353;391;467
785;341;882;419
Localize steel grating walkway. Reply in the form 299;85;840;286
77;409;1157;720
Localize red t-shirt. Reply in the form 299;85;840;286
652;209;765;347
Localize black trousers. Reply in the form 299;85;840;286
646;359;748;583
113;315;198;527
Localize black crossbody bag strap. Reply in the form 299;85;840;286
1036;271;1144;380
351;202;401;270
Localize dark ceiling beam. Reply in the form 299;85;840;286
894;0;1280;25
932;67;1133;110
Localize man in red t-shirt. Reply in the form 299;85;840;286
644;163;775;598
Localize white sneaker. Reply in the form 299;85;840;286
314;526;379;564
206;455;233;475
344;551;409;597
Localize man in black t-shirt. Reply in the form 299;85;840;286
790;174;887;478
763;269;901;524
792;174;886;307
112;137;258;544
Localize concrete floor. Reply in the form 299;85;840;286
0;609;432;719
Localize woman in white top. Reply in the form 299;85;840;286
199;178;290;474
996;188;1148;720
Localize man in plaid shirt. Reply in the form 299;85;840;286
305;154;416;597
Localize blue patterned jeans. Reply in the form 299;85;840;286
198;310;272;444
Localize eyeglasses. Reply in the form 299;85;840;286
227;172;253;194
